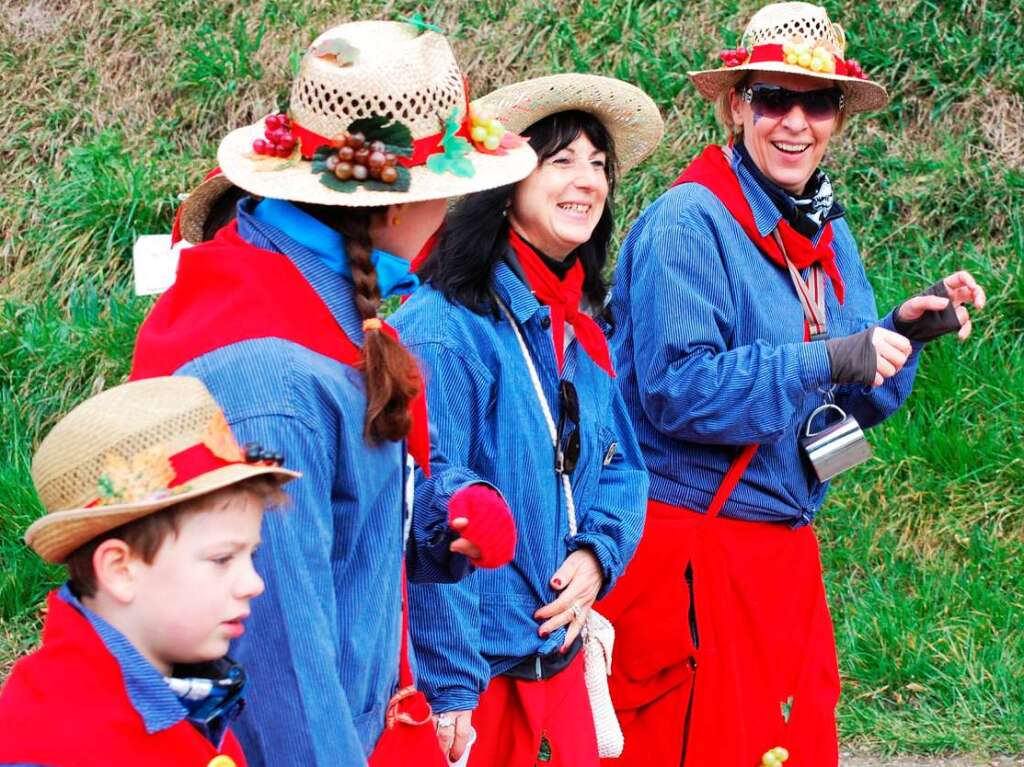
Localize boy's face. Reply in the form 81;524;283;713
128;490;265;674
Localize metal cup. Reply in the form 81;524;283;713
799;403;872;482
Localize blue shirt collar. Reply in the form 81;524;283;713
236;196;367;345
492;252;543;324
731;148;784;238
250;198;419;299
58;584;186;735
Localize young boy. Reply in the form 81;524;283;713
0;376;298;767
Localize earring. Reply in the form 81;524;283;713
391;215;401;226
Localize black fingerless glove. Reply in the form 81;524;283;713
825;328;877;386
893;281;961;343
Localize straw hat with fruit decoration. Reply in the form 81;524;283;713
26;377;299;564
216;19;537;208
688;2;888;113
472;73;665;173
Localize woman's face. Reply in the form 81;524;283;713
729;71;840;193
508;132;609;259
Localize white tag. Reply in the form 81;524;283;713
132;234;184;296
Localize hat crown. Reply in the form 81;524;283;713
32;377;225;515
741;2;846;56
289;20;465;142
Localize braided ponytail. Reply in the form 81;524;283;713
299;203;422;443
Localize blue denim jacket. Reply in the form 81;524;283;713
171;199;478;766
609;150;922;525
392;260;649;712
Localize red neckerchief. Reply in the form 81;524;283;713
672;145;845;304
508;228;615;377
130;221;431;475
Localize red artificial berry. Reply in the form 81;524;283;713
266;114;282;130
369;165;382;180
383;152;397;167
368;151;385;169
369;140;386;154
349;132;366;149
325;155;339;171
334;161;353;180
332;130;351;148
279;135;297;151
338;145;354;161
275;144;291;158
253;138;269;154
380;166;398;184
352;164;368;181
354;147;370;165
267;128;286;143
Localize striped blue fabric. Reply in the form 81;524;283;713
392;259;649;713
609;150;922;525
171;198;480;767
7;586;236;767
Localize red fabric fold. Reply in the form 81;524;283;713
508;229;615;377
672;145;845;304
130;222;431;475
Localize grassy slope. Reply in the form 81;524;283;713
1;0;1021;753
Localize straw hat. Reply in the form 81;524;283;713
174;169;234;245
688;2;888;113
26;377;299;564
472;73;664;173
217;20;537;207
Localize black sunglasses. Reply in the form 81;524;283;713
555;379;580;475
741;84;844;121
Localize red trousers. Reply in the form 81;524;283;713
597;500;840;767
468;653;599;767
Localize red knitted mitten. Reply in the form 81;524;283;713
447;484;516;569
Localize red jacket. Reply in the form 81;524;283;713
0;590;248;767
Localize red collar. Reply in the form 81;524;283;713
672;145;845;304
508;229;615;377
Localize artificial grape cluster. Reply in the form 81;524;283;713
253;113;297;157
759;746;789;767
323;131;400;184
243;442;285;466
718;47;749;67
783;41;836;73
469;105;507;151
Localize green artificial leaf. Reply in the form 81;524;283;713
425;107;477;178
313;38;359;66
398;12;443;34
347;115;413;157
97;474;120;500
780;694;794;724
311;146;335;173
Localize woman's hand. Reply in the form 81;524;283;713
870;328;912;387
827;327;911;387
434;709;473;762
447;485;517;568
534;549;603;652
897;270;986;341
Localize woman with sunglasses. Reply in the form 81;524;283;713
391;75;663;766
600;4;985;767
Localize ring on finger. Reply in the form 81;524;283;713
571;601;583;623
436;713;455;731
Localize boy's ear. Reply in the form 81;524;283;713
91;539;138;604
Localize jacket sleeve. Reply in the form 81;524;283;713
567;384;648;598
628;220;833;445
227;413;369;767
405;341;496;711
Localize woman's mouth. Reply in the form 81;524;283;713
557;202;591;219
771;142;811;155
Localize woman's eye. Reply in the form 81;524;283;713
211;555;233;566
551;156;572;165
591;160;606;169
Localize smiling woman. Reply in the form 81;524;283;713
396;74;663;766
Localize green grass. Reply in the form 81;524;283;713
1;0;1021;754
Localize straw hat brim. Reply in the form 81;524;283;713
472;73;665;173
217;122;538;207
688;62;888;113
178;174;235;245
25;462;300;564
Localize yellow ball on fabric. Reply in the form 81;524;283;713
471;126;488;143
772;746;790;761
207;757;237;767
483;134;501;150
798;52;812;67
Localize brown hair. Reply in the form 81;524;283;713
296;203;422;443
66;476;286;598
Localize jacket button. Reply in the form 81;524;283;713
540;316;552;329
208;757;237;767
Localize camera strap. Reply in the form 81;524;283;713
772;229;828;341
